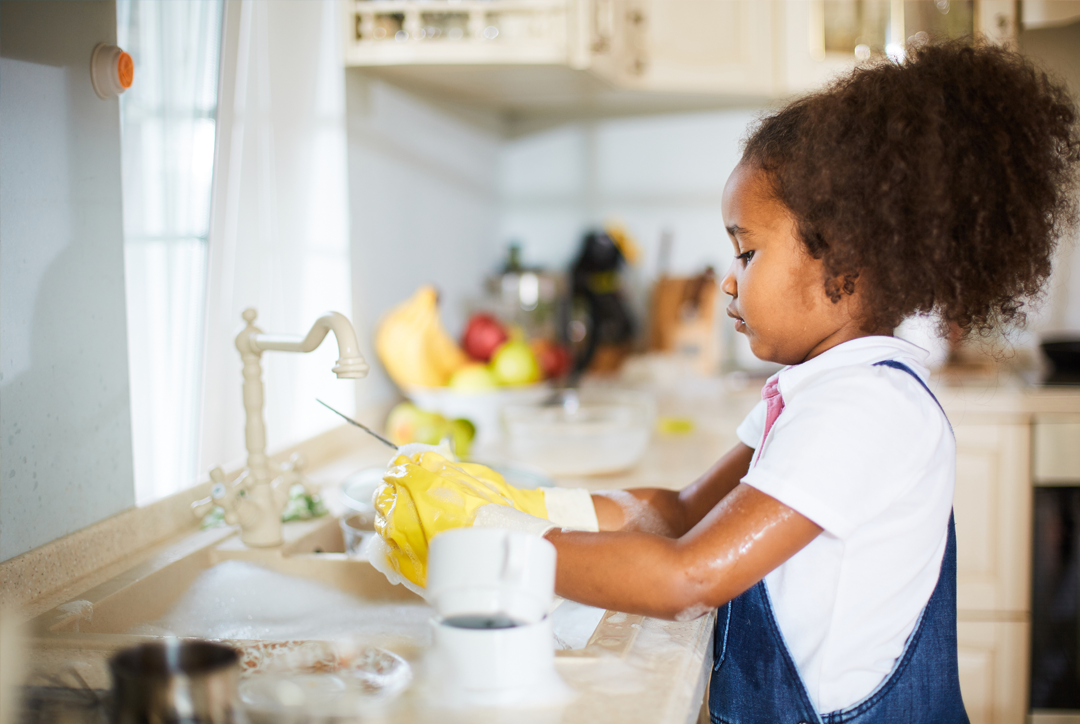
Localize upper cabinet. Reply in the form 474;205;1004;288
341;1;1018;113
585;0;779;98
343;0;584;68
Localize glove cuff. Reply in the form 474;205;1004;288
473;504;556;537
542;488;599;532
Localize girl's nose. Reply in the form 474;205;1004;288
721;261;738;298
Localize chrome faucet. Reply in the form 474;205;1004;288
193;308;369;547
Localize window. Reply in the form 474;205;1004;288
118;0;224;504
119;0;355;505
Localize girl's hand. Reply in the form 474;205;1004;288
373;450;549;587
371;450;600;587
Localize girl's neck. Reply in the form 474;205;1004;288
797;326;894;365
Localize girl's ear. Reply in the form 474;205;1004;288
824;272;859;304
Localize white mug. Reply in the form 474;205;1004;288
426;527;556;625
426;616;573;707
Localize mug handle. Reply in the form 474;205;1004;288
501;533;528;586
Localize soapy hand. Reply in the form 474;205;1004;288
372;449;548;588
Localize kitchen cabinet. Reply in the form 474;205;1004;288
586;0;778;97
954;422;1031;615
1032;415;1080;483
341;1;1018;114
950;413;1080;724
341;0;782;112
957;621;1030;724
952;421;1032;723
342;0;583;68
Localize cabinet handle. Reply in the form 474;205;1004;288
592;0;614;53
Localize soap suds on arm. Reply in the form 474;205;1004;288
594;490;675;537
674;603;712;622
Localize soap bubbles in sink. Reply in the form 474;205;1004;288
238;643;413;720
128;560;434;646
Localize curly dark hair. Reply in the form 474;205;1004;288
743;40;1080;335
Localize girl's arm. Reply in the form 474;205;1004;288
592;442;755;537
548;483;822;620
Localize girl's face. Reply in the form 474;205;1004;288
720;162;870;365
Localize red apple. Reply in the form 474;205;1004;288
461;313;509;362
530;338;572;379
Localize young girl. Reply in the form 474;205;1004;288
374;40;1079;722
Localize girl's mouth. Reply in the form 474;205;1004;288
726;307;746;333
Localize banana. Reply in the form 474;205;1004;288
376;286;469;388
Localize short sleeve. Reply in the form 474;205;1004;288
740;366;950;539
737;399;766;449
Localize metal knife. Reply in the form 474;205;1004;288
316;398;398;450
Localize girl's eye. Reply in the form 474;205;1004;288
737;250;755;263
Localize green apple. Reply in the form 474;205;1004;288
490;340;541;386
449;418;476;458
385;402;450;446
448;363;499;392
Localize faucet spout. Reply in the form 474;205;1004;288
202;308;370;547
250;311;369;379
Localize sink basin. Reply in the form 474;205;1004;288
28;517;639;689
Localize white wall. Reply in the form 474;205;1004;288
499;111;756;276
498;108;769;369
342;98;801;377
0;1;136;561
345;74;504;405
1021;20;1080;341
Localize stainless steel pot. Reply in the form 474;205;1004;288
110;640;241;724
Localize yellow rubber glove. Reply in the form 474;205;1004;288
372;450;547;588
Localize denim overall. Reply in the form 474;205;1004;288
709;360;969;724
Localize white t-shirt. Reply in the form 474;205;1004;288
735;336;954;714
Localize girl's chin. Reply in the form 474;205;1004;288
747;338;786;366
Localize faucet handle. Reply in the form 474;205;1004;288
192;467;234;519
281;453;305;474
191;497;216;519
279;454;321;497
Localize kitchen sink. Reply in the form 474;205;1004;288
27;517;642;689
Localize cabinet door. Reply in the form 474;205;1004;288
957;621;1029;724
779;0;858;95
1032;416;1080;484
953;423;1032;614
592;0;776;97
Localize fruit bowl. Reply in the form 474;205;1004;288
501;389;656;476
403;383;551;445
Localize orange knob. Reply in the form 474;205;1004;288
90;43;133;99
117;51;134;89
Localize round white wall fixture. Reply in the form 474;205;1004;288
90;43;133;100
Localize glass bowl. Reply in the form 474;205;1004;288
403;383;551;445
501;389;656;476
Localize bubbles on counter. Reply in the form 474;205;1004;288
127;560;434;647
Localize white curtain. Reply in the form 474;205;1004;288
198;0;354;476
118;0;224;505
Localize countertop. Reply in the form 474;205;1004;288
8;409;733;724
6;371;1080;723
